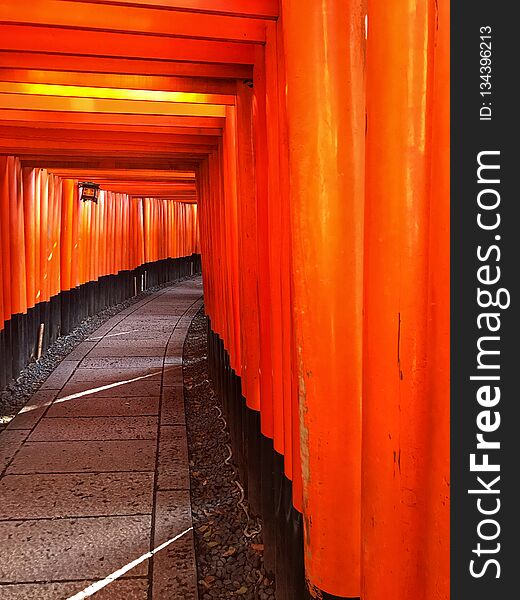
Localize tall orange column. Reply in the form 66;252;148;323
222;108;242;374
423;2;450;597
253;45;274;437
60;179;74;292
39;170;50;302
22;168;37;309
34;170;42;302
236;82;261;411
361;1;448;599
264;23;284;451
49;175;62;299
0;158;12;326
69;181;80;290
281;1;366;596
9;157;27;316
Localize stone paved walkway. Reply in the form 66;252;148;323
0;277;203;600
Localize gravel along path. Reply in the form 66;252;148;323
0;278;191;430
183;308;276;600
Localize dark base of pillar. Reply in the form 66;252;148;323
0;254;202;392
305;590;358;600
207;321;317;600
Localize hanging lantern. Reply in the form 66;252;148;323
79;181;100;203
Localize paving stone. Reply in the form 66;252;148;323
161;386;185;426
0;515;152;582
58;377;162;399
92;330;170;341
95;337;167;349
67;367;162;385
0;578;148;600
0;472;154;520
88;345;166;358
80;356;164;369
28;416;158;442
0;430;29;473
85;320;124;341
6;440;156;474
115;317;178;326
0;279;202;596
157;427;190;490
152;491;197;600
164;353;183;365
163;365;184;387
65;341;97;361
40;361;79;390
46;396;159;418
6;390;59;431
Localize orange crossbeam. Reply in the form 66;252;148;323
0;126;218;147
0;121;222;137
0;0;268;43
87;184;197;192
0;93;226;117
46;169;196;180
20;158;201;171
71;0;279;19
0;52;253;79
0;82;235;106
0;69;237;95
0;109;225;130
0;25;256;65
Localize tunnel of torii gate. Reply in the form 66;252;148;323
0;1;449;599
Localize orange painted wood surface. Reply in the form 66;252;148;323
281;1;366;596
0;156;199;328
362;1;449;599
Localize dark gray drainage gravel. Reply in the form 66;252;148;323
183;308;275;600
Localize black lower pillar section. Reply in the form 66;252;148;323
306;589;357;600
1;254;202;392
10;313;24;379
274;451;290;600
49;294;62;343
207;320;310;600
246;407;262;516
60;289;71;336
285;486;305;599
24;304;39;365
261;435;276;577
41;301;51;356
3;321;13;386
0;327;7;390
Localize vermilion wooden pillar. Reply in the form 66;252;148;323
236;81;261;411
253;45;274;438
264;21;285;456
39;170;50;301
281;1;366;597
223;105;242;376
60;180;74;293
9;157;27;316
22;168;36;311
362;1;448;599
0;158;11;326
424;0;450;597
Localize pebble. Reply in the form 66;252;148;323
184;309;276;599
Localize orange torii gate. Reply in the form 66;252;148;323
0;1;449;598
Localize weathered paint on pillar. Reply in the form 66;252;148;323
361;1;448;599
281;0;366;596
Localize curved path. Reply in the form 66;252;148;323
0;277;203;600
